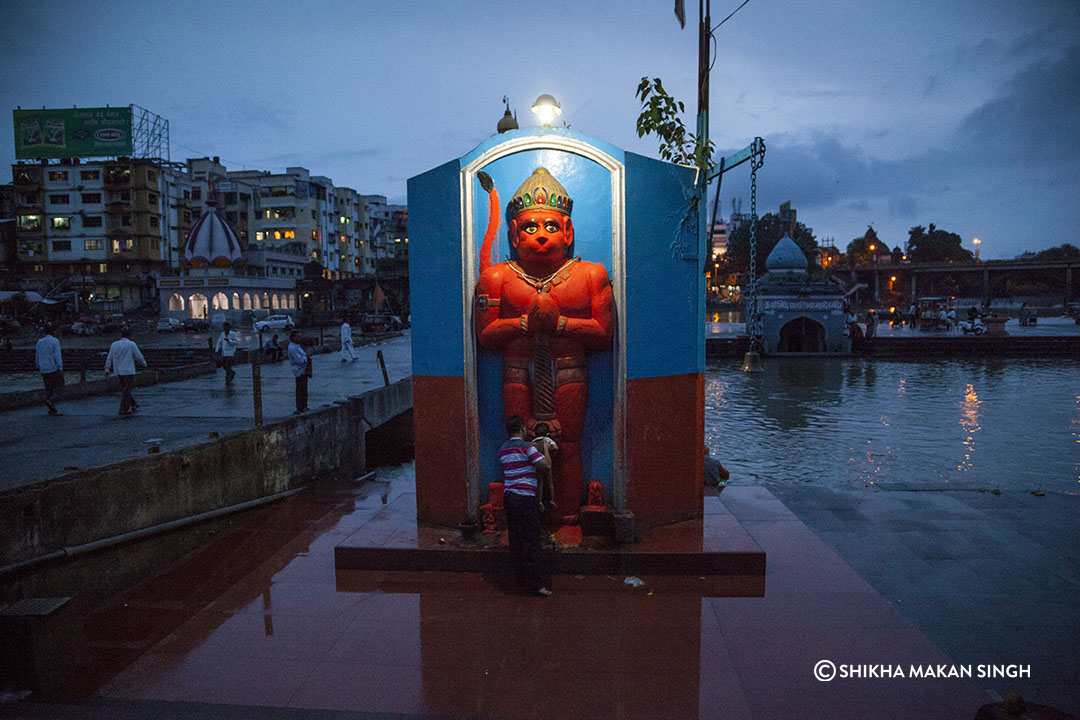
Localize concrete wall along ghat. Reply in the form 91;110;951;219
0;378;412;569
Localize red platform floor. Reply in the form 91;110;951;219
5;475;997;719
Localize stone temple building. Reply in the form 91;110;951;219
752;233;847;354
157;201;298;325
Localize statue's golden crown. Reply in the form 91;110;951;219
506;167;573;219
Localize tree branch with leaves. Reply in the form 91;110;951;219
635;77;714;172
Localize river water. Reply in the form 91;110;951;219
705;356;1080;494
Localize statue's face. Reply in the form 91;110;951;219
510;209;573;268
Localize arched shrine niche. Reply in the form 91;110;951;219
778;316;826;353
168;294;184;312
212;292;229;311
467;141;620;520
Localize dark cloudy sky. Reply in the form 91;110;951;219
2;0;1077;259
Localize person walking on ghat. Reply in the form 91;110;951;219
35;323;63;415
340;317;357;362
104;327;146;416
500;414;554;597
288;330;309;414
215;321;240;383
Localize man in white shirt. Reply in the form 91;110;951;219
214;321;240;383
104;327;147;416
340;318;357;362
35;323;63;415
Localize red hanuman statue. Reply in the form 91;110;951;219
475;167;614;522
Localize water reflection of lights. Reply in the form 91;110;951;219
849;437;893;486
958;383;982;472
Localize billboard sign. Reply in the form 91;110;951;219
13;106;133;159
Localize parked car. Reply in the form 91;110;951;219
182;318;210;332
156;317;183;333
360;313;404;333
253;314;296;333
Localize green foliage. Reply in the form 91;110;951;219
635;77;713;171
722;213;818;276
906;224;974;263
845;226;880;266
1034;243;1080;262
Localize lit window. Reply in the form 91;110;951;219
85;238;104;250
52;217;71;230
274;231;282;240
256;231;265;241
283;230;295;238
80;170;100;181
48;170;68;181
99;263;107;273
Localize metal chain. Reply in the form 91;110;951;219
747;137;765;339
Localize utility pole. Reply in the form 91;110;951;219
697;0;711;273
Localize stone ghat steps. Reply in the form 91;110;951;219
0;347;213;372
705;334;1080;358
335;541;766;577
870;334;1080;357
334;492;767;583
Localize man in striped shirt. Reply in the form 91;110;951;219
500;414;554;596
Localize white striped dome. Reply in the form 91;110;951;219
183;202;243;268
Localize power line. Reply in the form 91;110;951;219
712;0;753;33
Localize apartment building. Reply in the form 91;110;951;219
10;157;192;312
7;152;394;314
360;194;408;276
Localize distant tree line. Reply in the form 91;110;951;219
717;214;1079;278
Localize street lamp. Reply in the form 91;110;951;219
531;94;561;127
972;237;981;259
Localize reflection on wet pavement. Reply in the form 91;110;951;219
6;468;995;719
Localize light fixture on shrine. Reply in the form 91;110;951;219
531;94;561;127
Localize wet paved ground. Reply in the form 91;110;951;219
0;333;412;492
3;327;1078;717
0;474;1010;719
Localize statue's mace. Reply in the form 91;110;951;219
531;288;559;436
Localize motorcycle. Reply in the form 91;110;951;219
960;317;986;336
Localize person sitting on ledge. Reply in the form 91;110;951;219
704;445;730;486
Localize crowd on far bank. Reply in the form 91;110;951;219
842;299;1080;342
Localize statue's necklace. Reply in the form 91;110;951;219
506;257;580;293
